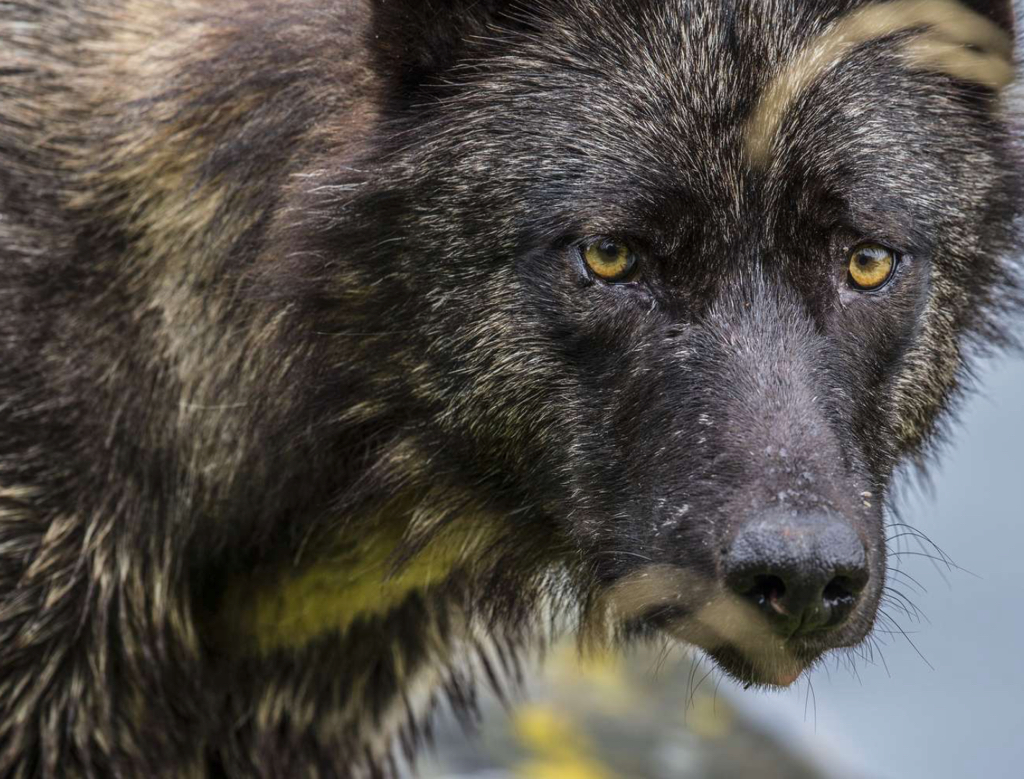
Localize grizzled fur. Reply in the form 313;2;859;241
1;0;1022;777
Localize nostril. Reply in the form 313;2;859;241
822;575;860;605
820;571;868;628
745;575;787;613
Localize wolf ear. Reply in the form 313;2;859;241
961;0;1017;41
368;0;516;92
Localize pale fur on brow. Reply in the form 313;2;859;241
745;0;1015;167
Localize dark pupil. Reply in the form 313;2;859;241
857;248;885;267
598;241;622;262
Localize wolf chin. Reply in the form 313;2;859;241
1;0;1021;776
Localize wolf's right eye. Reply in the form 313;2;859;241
582;239;638;282
847;244;898;291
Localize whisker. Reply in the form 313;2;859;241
887;551;979;578
684;655;702;718
867;634;892;678
592;550;655;563
690;665;715;706
804;676;818;730
883;585;929;624
713;671;726;716
887;567;928;595
877;610;934;670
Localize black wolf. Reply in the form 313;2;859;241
0;0;1020;776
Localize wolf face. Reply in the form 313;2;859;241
1;0;1021;774
315;0;1022;686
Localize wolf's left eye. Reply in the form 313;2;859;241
582;239;638;282
847;244;898;291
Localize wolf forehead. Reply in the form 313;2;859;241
412;0;1014;231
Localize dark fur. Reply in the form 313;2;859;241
1;1;1021;776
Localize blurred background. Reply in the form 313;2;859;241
411;355;1024;779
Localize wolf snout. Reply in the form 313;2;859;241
723;511;869;638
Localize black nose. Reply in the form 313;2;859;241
724;511;869;637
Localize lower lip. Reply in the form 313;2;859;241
707;643;813;688
771;668;803;687
652;609;826;687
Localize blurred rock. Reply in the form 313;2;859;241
408;643;833;779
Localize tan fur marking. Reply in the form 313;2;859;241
582;563;804;685
0;486;39;504
745;0;1014;167
891;269;964;450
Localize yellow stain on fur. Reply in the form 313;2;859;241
217;504;496;654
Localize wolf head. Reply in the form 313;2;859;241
287;0;1023;687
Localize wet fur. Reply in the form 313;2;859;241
1;1;1021;777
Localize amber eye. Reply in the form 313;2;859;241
847;244;898;291
582;238;638;282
